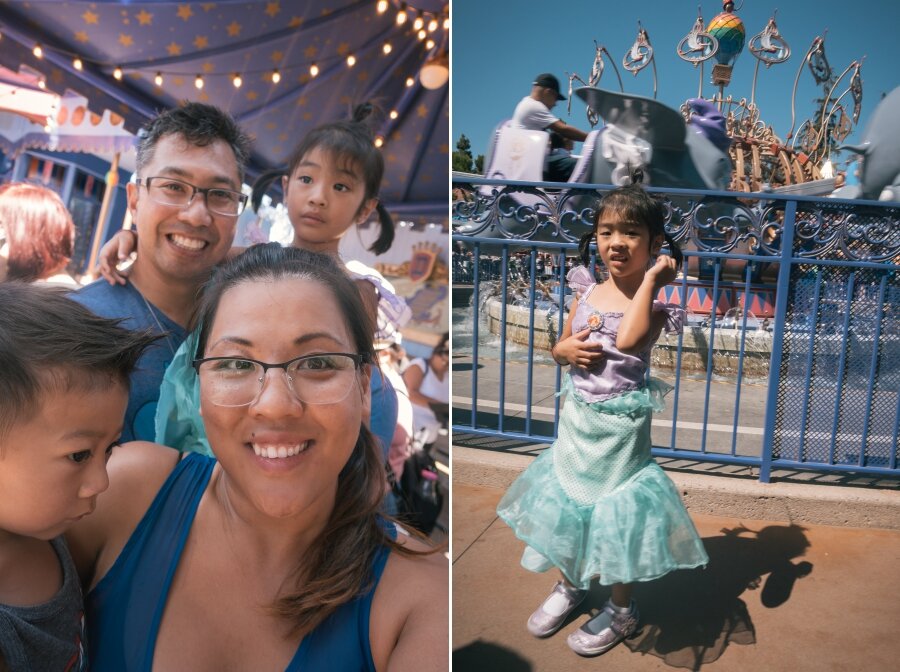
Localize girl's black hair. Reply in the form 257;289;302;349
250;104;394;255
579;181;683;268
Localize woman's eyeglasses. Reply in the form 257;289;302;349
193;353;366;406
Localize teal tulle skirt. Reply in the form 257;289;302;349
496;378;708;589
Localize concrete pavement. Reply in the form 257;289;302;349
452;480;900;671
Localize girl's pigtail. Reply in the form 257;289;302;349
353;102;375;124
251;168;287;213
367;202;395;255
663;231;684;266
578;231;594;268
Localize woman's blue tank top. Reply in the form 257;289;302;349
85;453;391;671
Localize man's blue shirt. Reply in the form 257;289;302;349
71;280;188;443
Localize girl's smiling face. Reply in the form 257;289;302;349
282;147;377;255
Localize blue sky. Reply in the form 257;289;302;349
452;0;900;172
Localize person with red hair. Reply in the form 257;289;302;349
0;183;76;285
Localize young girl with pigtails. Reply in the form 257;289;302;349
496;182;708;657
97;104;410;458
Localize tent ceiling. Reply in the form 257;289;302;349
0;0;448;217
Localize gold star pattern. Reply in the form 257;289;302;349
336;42;350;56
226;21;241;37
297;74;310;84
198;91;209;102
439;143;449;153
273;146;283;155
386;154;397;163
265;1;280;18
304;45;318;58
303;112;313;120
74;31;90;43
340;95;352;105
288;17;303;28
321;7;332;16
50;68;64;84
270;50;284;63
202;62;215;73
82;10;99;25
119;33;134;47
172;76;185;86
357;70;369;82
176;5;194;21
391;130;402;141
201;3;216;11
118;103;130;115
193;35;209;49
265;121;277;130
277;132;288;142
166;42;183;56
421;174;432;183
417;104;428;118
136;9;153;25
246;91;258;101
296;96;308;106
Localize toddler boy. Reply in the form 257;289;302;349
0;282;155;671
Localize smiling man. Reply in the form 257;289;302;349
73;103;251;442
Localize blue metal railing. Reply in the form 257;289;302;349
452;176;900;481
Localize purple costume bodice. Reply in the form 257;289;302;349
565;266;683;403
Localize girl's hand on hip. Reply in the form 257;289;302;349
554;328;604;368
646;254;678;288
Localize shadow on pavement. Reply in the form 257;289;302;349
453;639;532;671
621;523;814;671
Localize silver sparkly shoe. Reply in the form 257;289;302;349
526;581;588;638
566;599;639;656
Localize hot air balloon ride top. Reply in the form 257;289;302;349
707;1;746;67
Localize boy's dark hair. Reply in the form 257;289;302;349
135;102;252;181
250;103;395;255
0;283;158;438
578;182;684;268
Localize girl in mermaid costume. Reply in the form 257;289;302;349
496;183;708;657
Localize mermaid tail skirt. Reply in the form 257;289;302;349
497;380;708;589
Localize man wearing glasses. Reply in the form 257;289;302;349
73;103;252;442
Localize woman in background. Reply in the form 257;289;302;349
403;333;449;447
0;183;77;286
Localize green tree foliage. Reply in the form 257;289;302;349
452;134;484;174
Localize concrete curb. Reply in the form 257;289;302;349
453;445;900;530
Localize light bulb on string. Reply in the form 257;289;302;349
374;136;384;148
346;54;356;67
428;18;438;32
417;29;426;40
232;73;242;88
413;12;424;31
426;38;435;50
73;57;83;70
405;76;415;87
310;62;319;77
113;66;123;80
383;42;393;55
376;0;388;14
389;109;399;119
195;74;204;89
443;16;449;30
37;79;46;89
396;3;407;25
155;72;163;86
272;69;281;84
33;43;43;58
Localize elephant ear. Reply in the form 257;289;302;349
575;86;686;151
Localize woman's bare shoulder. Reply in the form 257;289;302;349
66;442;181;587
370;532;449;671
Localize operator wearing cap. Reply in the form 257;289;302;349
512;73;588;182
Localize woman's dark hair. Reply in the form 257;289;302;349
192;243;420;634
251;104;394;255
578;182;683;268
431;332;449;358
